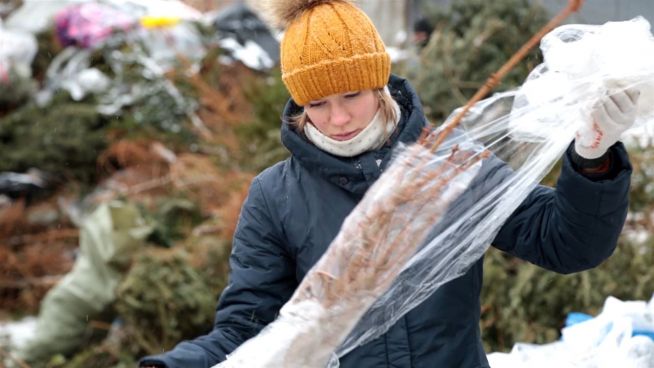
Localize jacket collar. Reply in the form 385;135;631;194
280;75;427;194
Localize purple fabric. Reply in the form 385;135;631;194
54;3;137;48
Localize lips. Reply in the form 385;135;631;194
331;129;361;141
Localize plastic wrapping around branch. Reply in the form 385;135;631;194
217;137;486;368
215;17;654;368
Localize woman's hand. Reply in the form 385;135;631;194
575;87;640;159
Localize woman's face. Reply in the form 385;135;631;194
304;89;379;141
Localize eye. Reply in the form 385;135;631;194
308;100;325;108
344;92;361;99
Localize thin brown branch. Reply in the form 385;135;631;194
0;275;62;289
2;228;79;247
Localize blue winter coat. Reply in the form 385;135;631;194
140;75;632;368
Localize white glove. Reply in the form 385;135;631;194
575;88;640;159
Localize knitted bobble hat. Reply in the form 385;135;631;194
266;0;391;106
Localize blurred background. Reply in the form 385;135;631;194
0;0;653;367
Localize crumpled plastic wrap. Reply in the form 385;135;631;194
488;295;654;368
511;16;654;142
216;17;654;368
0;21;37;81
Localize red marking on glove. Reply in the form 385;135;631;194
591;121;604;149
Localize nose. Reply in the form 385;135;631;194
329;103;350;127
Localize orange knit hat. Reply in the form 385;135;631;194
268;0;391;106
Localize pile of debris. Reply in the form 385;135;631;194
0;0;287;366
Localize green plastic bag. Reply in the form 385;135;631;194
17;201;152;364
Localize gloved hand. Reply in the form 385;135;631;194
575;87;640;159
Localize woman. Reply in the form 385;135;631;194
140;0;637;367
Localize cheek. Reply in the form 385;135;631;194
305;110;328;132
365;104;378;121
356;97;379;123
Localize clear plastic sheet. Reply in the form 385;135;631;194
215;17;654;368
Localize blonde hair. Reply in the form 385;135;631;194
290;88;399;133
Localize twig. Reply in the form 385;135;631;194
103;174;173;199
0;275;63;289
88;320;113;331
2;228;79;247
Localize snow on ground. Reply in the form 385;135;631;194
0;316;37;351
